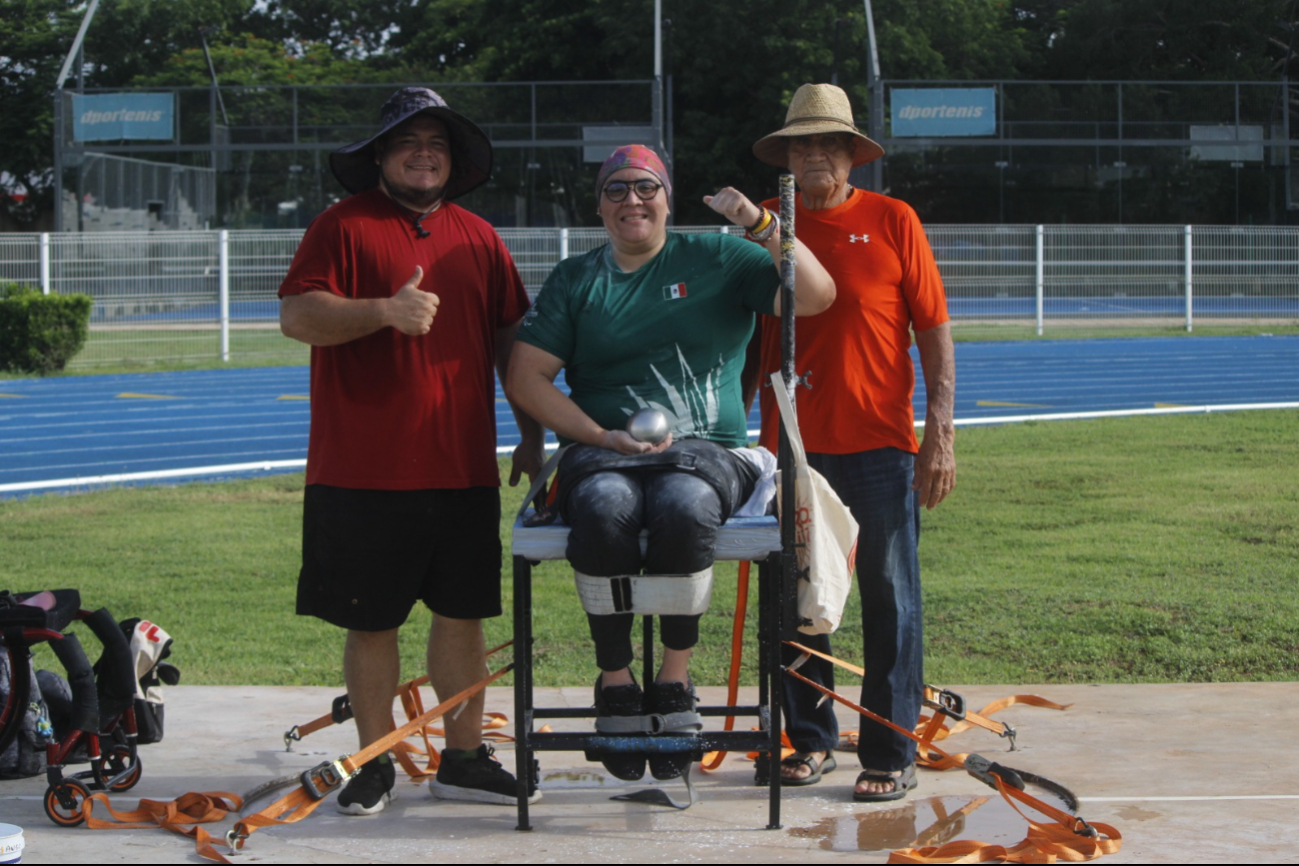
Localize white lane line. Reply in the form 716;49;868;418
0;460;308;493
495;442;561;455
7;444;568;491
1;447;309;477
940;401;1299;426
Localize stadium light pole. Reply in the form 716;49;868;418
654;0;662;82
653;0;674;224
198;27;230;129
862;0;884;193
53;0;104;232
55;0;102;90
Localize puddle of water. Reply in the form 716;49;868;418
1117;805;1160;822
789;792;1076;852
542;770;608;788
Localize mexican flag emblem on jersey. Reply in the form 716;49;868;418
662;282;688;300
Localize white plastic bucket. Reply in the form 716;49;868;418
0;824;23;865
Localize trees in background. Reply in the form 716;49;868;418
3;0;1297;227
1;0;80;224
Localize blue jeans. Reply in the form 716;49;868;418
780;447;923;772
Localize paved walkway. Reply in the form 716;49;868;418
4;682;1296;863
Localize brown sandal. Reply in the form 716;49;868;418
780;751;837;786
852;764;917;802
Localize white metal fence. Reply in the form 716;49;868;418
1;225;1295;369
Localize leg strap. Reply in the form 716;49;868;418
595;710;704;736
575;568;713;616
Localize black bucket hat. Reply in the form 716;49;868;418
329;87;493;201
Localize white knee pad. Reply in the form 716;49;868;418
574;568;714;616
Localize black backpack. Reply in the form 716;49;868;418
0;651;55;779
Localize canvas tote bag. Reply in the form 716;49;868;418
769;372;859;635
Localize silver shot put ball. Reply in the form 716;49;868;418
626;408;670;444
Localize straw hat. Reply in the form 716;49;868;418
752;83;884;169
329;87;492;201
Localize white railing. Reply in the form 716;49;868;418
1;225;1295;368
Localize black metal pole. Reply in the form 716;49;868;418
769;172;796;831
513;555;533;831
779;174;796;408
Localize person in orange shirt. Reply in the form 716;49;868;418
745;84;956;801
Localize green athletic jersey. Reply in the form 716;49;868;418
518;232;780;447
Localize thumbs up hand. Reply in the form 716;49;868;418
388;267;439;335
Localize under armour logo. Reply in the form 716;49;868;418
849;234;870;243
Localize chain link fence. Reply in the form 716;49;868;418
63;154;216;232
1;225;1295;369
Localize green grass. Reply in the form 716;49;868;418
919;411;1299;684
70;328;309;372
3;410;1295;688
0;328;308;378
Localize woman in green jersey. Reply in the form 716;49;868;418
508;144;833;782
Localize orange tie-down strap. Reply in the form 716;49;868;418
785;641;1072;770
392;676;511;779
781;650;1121;864
911;688;1072;773
79;661;516;864
284;641;516;770
710;639;1070;772
700;560;753;771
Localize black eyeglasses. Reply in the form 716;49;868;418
602;180;664;203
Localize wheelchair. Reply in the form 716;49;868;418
0;589;144;826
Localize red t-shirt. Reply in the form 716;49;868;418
757;189;949;455
279;189;529;489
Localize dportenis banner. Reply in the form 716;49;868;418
890;87;996;137
72;93;175;142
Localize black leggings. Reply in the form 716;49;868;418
560;440;756;672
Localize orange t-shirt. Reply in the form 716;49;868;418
757;189;949;455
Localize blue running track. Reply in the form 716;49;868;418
2;335;1296;496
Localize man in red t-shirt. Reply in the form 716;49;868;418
278;87;542;814
745;84;956;801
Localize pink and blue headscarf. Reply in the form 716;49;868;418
595;144;672;200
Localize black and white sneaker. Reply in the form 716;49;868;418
647;679;699;781
428;744;541;805
593;676;648;781
335;757;396;815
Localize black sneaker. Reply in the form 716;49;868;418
647;679;699;781
335;757;396;815
428;744;540;805
591;676;647;781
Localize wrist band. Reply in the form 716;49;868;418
746;208;772;234
747;212;780;243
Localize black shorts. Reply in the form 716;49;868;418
296;485;502;631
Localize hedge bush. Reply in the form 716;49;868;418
0;282;93;375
